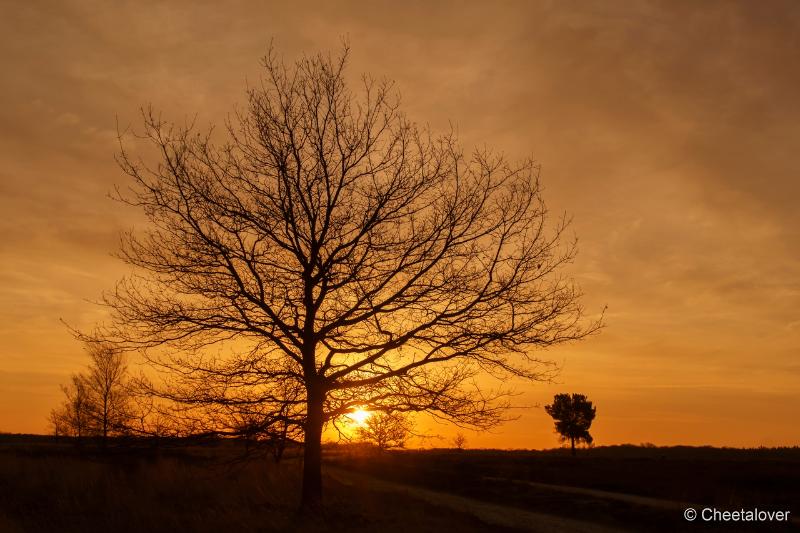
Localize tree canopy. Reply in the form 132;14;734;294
86;44;600;510
357;411;412;451
544;393;596;454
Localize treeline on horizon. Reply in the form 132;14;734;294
2;432;799;458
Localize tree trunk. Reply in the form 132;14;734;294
571;436;576;456
300;391;324;512
273;423;288;463
102;404;108;449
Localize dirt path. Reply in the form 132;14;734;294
484;477;800;527
482;476;694;510
327;467;626;533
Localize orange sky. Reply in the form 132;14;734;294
1;1;798;448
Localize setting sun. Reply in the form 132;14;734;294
2;3;800;530
347;409;371;427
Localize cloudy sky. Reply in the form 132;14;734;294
1;0;798;447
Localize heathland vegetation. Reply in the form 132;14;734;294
2;435;798;532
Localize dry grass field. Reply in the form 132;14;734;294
0;436;513;533
328;445;800;532
1;436;798;532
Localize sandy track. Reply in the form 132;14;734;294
327;468;626;533
484;477;800;527
482;476;694;510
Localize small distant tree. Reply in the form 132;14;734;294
453;432;467;450
357;411;411;451
544;393;596;456
51;374;94;438
48;409;67;438
262;417;295;463
50;343;133;441
230;406;301;463
83;343;130;443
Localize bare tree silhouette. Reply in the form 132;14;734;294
86;44;600;510
83;343;130;444
50;374;93;439
49;343;132;442
198;382;304;462
453;432;467;451
233;409;298;463
357;411;411;451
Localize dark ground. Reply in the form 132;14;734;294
0;435;513;533
328;445;800;532
1;435;798;532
